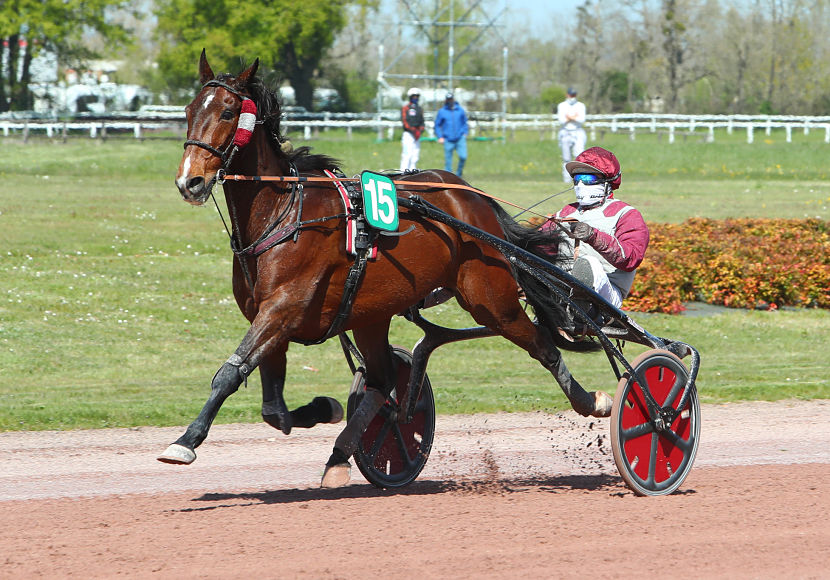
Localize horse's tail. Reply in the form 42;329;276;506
486;199;601;353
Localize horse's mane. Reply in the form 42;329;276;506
221;71;340;173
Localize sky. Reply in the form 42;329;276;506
381;0;579;39
500;0;578;36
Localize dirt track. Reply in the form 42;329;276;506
2;400;829;579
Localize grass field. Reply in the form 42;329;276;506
0;129;828;431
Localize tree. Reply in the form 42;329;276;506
324;3;382;112
600;70;645;112
558;0;604;107
508;37;562;113
154;0;377;109
659;0;687;110
0;0;132;112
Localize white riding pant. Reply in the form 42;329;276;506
400;131;421;171
558;128;587;182
578;254;624;308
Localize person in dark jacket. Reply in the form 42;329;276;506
434;93;469;177
400;87;425;171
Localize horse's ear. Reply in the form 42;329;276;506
237;58;259;87
199;49;215;84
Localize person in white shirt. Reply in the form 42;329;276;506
400;87;425;171
556;87;587;183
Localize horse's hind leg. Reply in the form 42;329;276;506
455;270;612;418
321;320;396;488
535;326;612;417
259;346;343;435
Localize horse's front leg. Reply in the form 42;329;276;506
259;346;344;436
158;308;291;465
157;350;252;464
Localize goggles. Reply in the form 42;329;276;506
572;173;605;185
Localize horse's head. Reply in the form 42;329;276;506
175;50;260;205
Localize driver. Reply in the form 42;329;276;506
539;146;649;309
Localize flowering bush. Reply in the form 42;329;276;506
625;218;830;313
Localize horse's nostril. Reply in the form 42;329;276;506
187;176;205;193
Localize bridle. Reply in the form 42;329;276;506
182;79;307;290
183;80;250;168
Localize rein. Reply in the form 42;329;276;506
219;172;569;221
184;77;575;344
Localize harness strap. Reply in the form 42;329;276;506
221;173;528;213
293;170;377;345
233;212;348;257
294;234;375;346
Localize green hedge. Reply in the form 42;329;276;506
626;218;830;313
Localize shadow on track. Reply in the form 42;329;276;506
177;474;628;511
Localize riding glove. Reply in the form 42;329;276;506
570;221;596;243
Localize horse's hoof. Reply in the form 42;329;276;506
157;444;197;465
325;397;344;424
320;462;351;488
590;391;613;418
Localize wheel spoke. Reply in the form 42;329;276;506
391;422;416;469
621;421;653;441
647;431;659;485
663;374;685;409
660;426;693;452
364;416;393;461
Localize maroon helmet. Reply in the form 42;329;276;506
565;147;622;190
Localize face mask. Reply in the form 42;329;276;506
574;183;607;207
411;96;419;104
567;97;577;105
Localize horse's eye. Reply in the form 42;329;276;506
220;109;235;121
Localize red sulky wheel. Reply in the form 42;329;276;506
347;347;435;488
610;349;700;496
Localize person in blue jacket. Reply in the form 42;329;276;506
434;93;469;178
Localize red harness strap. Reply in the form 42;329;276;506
323;169;378;259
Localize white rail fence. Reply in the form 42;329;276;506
2;111;829;144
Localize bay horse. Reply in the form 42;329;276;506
161;51;612;487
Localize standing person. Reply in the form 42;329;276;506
434;92;468;178
539;147;649;310
556;87;587;183
400;87;425;171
